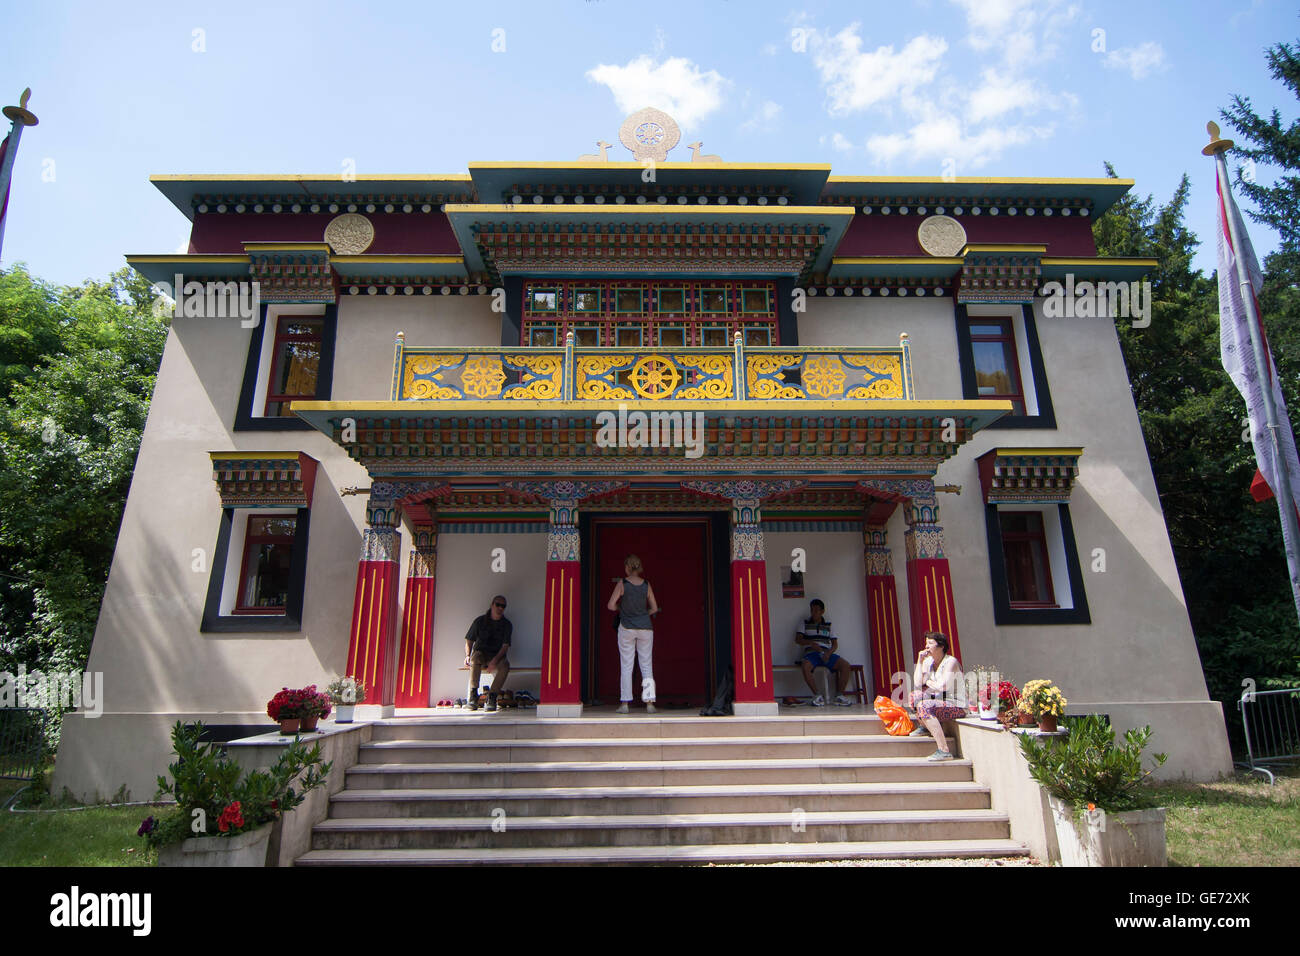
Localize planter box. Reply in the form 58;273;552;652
157;823;273;867
1048;796;1167;867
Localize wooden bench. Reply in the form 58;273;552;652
773;662;868;703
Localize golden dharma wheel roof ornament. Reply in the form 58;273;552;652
619;107;681;162
324;212;375;255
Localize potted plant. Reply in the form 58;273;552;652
326;676;367;723
967;665;1009;719
266;687;307;734
299;685;331;732
1018;715;1168;866
140;721;332;866
1020;679;1067;732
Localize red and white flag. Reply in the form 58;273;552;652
1215;159;1300;608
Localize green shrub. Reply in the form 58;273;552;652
1018;715;1167;812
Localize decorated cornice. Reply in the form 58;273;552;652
192;194;475;214
821;197;1095;217
957;244;1044;305
243;243;335;303
977;447;1083;503
499;184;794;205
209;452;318;508
501;479;629;503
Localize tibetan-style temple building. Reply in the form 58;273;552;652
55;109;1232;801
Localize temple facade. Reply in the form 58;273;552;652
54;111;1233;799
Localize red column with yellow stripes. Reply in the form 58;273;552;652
864;523;907;700
539;498;582;711
902;491;962;662
394;526;436;708
346;526;401;706
729;497;775;708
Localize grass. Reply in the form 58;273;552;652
1150;767;1300;867
0;773;159;867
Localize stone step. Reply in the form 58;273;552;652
367;714;891;742
296;838;1028;866
357;734;939;764
328;781;992;818
310;809;1012;850
344;756;974;789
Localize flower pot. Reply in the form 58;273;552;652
301;714;319;732
1048;796;1167;867
335;703;355;724
1037;714;1058;733
1017;711;1036;726
978;705;999;720
278;718;301;735
157;822;273;867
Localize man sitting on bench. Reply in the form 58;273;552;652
464;594;511;712
796;599;854;706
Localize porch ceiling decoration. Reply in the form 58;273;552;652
442;204;855;283
209;452;319;508
148;174;477;220
290;404;1009;479
976;447;1083;504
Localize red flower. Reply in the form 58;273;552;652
217;801;245;833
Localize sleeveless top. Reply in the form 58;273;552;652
619;579;653;629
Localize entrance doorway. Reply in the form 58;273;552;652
587;516;716;706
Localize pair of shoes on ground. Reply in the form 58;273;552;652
467;693;499;712
616;702;656;714
926;748;954;761
831;694;854;706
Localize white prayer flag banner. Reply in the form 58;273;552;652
1215;159;1300;610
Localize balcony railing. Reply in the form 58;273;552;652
390;332;913;403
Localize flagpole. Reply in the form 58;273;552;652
1205;121;1300;620
0;88;39;266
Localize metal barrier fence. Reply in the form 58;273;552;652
0;707;48;781
1238;686;1300;784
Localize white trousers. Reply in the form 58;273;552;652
617;626;655;702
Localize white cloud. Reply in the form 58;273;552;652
830;132;854;152
866;112;1051;169
586;55;730;128
811;26;948;115
949;0;1079;69
1103;42;1166;80
740;99;783;133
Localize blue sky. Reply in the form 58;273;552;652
1;0;1296;285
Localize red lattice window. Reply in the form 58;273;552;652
999;511;1057;608
234;514;297;614
264;316;324;416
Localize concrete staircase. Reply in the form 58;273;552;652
294;712;1027;865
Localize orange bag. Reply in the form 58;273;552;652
873;695;914;736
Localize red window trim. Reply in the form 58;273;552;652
967;316;1027;415
1000;510;1058;608
263;315;324;415
233;513;296;615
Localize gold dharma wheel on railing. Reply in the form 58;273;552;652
630;355;681;399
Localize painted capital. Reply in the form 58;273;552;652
681;478;806;503
504;479;627;503
730;496;765;562
864;523;893;576
547;497;581;563
360;527;400;562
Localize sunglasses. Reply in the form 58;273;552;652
493;602;507;609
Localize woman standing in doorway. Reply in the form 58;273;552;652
607;554;659;714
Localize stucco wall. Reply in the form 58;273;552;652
53;288;1232;800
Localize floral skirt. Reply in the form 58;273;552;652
915;698;967;721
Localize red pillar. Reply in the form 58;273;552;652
539;497;582;712
864;524;907;700
902;490;962;662
394;528;436;708
346;526;401;706
730;497;775;709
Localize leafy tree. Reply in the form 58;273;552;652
0;264;167;754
